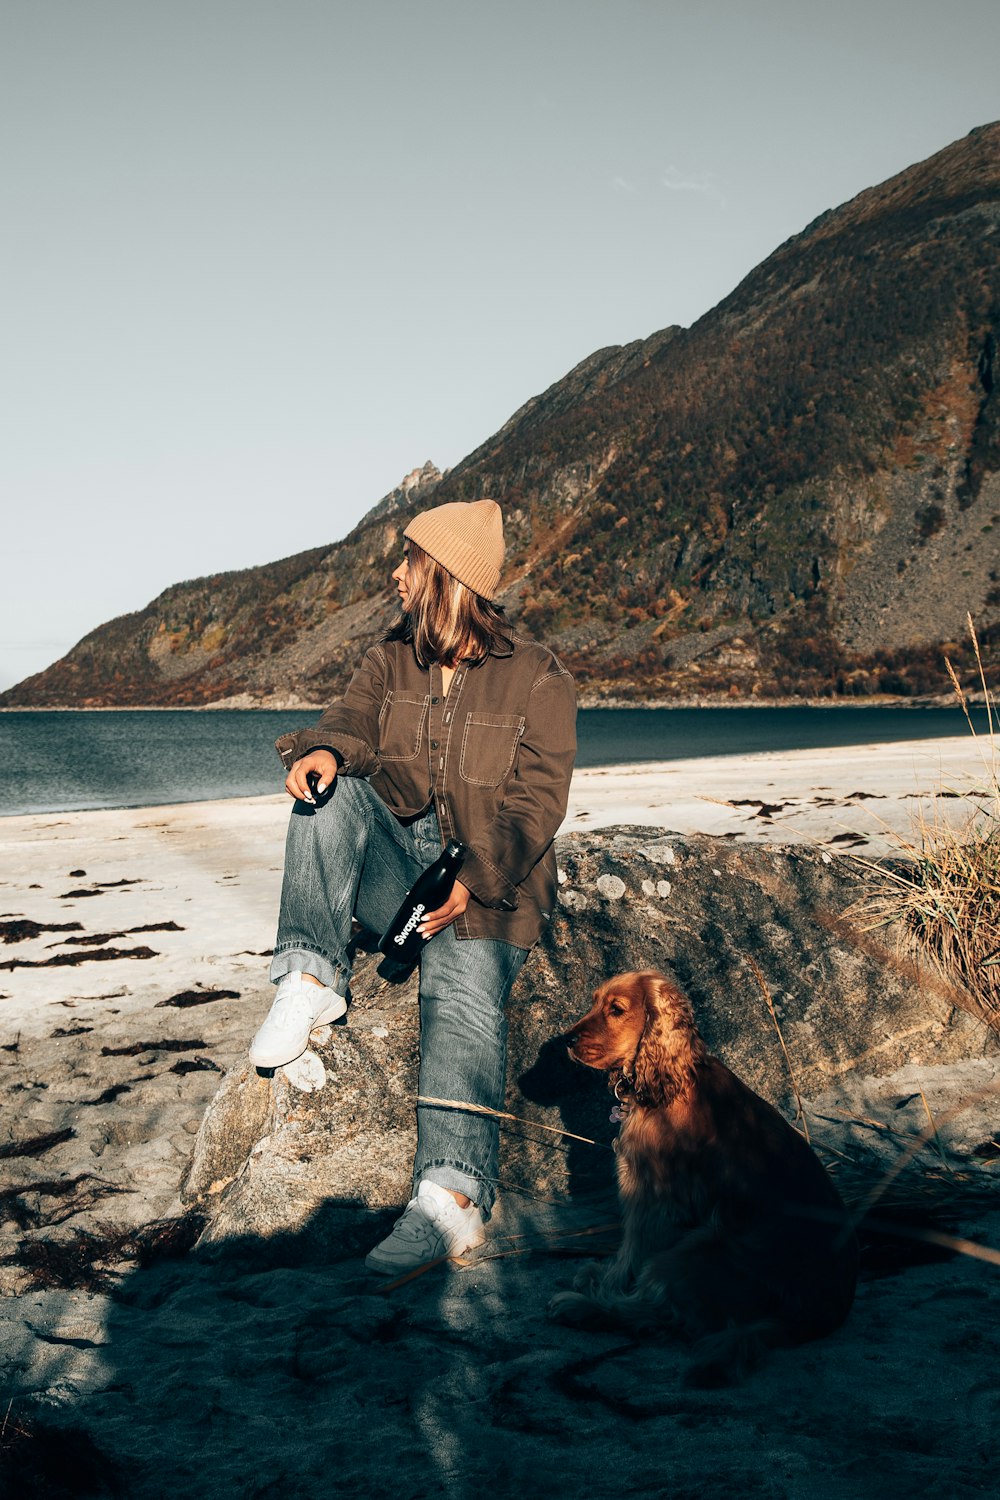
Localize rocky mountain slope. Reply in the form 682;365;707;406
5;123;1000;708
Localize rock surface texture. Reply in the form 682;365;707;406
184;827;993;1249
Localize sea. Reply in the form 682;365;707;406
0;704;987;818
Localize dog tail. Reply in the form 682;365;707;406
685;1320;780;1388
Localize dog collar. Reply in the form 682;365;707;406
610;1073;634;1123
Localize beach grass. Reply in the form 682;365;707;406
853;616;1000;1025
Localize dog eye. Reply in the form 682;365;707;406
608;1001;627;1017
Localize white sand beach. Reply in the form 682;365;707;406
566;733;998;847
1;735;998;1498
2;733;993;1040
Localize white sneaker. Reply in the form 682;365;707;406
249;972;347;1068
364;1180;486;1274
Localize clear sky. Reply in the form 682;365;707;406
3;0;999;690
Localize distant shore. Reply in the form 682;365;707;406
0;693;971;712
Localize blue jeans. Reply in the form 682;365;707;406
270;776;527;1218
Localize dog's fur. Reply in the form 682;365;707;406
548;971;858;1383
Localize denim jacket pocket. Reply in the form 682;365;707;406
378;691;430;762
458;712;525;787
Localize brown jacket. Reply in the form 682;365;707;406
275;633;577;949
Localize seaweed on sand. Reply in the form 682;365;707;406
0;1175;128;1231
5;1212;208;1294
58;921;184;946
0;946;159;971
155;987;240;1008
0;920;83;944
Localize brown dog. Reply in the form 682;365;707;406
548;971;858;1383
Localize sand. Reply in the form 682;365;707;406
2;733;994;1035
1;735;998;1498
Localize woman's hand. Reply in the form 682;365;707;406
418;879;471;938
285;750;339;802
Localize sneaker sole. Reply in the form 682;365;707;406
249;993;348;1069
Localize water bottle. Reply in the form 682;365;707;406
379;841;466;965
305;769;335;807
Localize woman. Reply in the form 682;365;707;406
249;498;577;1273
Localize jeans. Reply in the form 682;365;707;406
270;776;527;1218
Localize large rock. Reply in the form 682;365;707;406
183;828;993;1252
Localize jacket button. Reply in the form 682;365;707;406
430;740;438;749
431;696;439;704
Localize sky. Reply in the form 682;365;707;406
3;0;1000;691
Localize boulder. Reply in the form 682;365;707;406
182;828;993;1252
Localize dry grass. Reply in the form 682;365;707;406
821;1151;1000;1272
851;614;1000;1026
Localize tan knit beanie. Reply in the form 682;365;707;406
404;499;505;598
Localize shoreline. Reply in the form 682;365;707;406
1;733;992;826
0;730;988;824
0;692;976;712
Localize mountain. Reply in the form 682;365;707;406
353;460;444;528
6;123;1000;710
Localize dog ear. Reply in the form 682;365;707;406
631;974;706;1106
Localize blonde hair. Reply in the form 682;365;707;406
385;541;512;667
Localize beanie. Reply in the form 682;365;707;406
403;499;505;598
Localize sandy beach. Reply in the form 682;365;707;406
2;735;998;1497
2;732;994;1023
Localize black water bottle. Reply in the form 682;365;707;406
305;769;335;807
379;841;466;965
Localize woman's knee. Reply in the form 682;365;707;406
290;774;377;835
324;774;381;814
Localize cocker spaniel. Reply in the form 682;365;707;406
548;971;858;1384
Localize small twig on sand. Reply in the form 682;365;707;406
918;1086;951;1170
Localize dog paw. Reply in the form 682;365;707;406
571;1261;603;1295
547;1291;602;1327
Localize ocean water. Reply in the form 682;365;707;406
0;704;985;818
